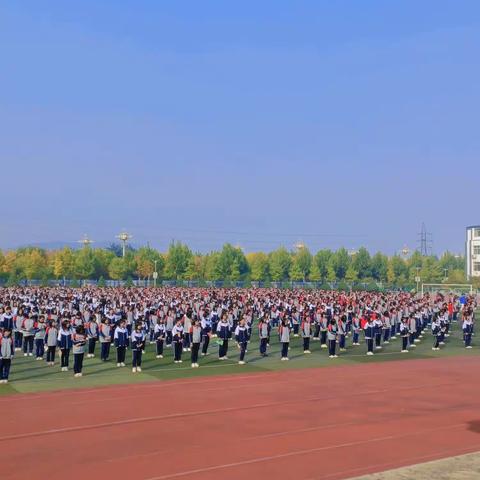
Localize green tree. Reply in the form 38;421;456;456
164;241;192;280
313;249;333;280
268;247;292;281
331;248;350;279
345;265;359;283
247;252;269;281
108;257;128;280
352;247;371;279
371;252;388;281
292;247;312;281
74;247;96;279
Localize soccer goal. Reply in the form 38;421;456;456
421;283;474;296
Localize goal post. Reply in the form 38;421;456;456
421;283;473;297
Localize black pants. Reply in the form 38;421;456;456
239;342;247;361
313;324;320;339
156;339;164;355
201;335;210;354
303;337;310;351
35;339;44;358
375;333;381;347
0;359;11;380
281;342;289;358
366;338;374;353
260;338;268;355
61;349;70;367
46;346;56;362
23;336;34;354
73;353;84;374
328;339;336;356
402;336;408;350
191;343;200;363
117;346;126;363
14;331;23;349
100;342;110;361
88;338;97;355
433;337;440;348
132;350;142;367
320;331;327;346
173;341;183;361
166;331;173;346
293;324;299;335
219;340;229;358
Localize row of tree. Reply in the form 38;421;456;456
0;242;472;287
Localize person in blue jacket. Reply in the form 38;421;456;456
234;317;249;365
114;319;129;367
57;319;74;372
216;313;231;360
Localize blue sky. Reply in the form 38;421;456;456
1;1;479;254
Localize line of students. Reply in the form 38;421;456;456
0;288;477;383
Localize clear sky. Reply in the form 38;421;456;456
1;1;479;255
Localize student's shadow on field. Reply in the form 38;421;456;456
467;420;480;433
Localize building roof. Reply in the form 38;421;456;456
466;225;480;229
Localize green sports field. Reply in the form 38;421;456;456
2;315;478;396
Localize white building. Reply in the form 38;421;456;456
466;225;480;279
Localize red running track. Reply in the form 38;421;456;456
1;356;480;480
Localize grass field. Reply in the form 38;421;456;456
1;313;478;396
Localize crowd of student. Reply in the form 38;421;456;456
0;287;477;384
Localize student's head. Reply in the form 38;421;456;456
135;322;142;332
2;328;11;337
61;320;70;329
76;325;85;335
119;320;126;328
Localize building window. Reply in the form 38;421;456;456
474;262;480;272
475;228;480;237
474;246;480;255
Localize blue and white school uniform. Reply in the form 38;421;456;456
57;327;73;370
363;321;374;355
279;323;290;360
234;325;249;363
114;327;129;365
200;315;212;356
131;330;146;371
0;336;14;383
216;321;231;360
463;320;474;348
172;324;184;362
154;322;166;358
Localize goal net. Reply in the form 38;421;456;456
421;283;473;296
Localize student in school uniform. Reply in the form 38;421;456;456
183;314;192;352
99;318;112;362
279;317;290;361
114;319;129;367
373;314;383;350
13;309;24;351
409;314;418;347
216;314;231;360
431;317;441;351
21;314;37;357
165;311;174;347
131;323;146;373
57;320;74;371
190;318;202;368
154;318;166;359
399;317;410;353
45;320;58;366
172;318;184;363
463;316;474;349
363;316;375;355
352;316;361;346
234;317;249;365
301;315;312;354
327;319;338;358
200;311;212;356
258;316;270;357
72;325;87;378
0;329;14;384
34;316;46;360
337;315;347;352
382;313;391;344
319;314;328;349
85;316;98;358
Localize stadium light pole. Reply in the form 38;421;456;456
415;266;421;293
116;231;132;258
153;260;158;287
443;268;448;281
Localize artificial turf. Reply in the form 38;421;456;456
1;314;478;396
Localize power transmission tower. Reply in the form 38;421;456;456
417;222;433;256
116;230;133;257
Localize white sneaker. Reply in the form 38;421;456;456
132;367;137;373
304;350;311;354
195;363;200;368
329;355;334;358
238;361;246;365
367;351;374;356
183;348;187;352
121;362;125;367
24;353;28;357
191;363;196;368
177;360;182;364
410;344;416;348
466;346;473;349
137;367;142;372
401;350;409;353
321;344;327;349
384;341;390;344
117;363;121;367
